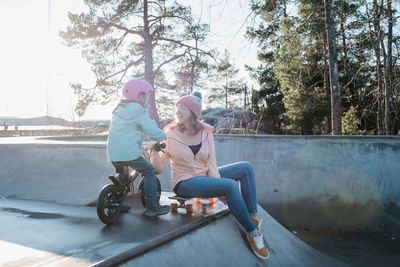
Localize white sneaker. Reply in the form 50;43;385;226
246;232;270;260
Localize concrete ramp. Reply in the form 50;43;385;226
95;205;347;267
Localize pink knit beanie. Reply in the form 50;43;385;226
176;92;202;119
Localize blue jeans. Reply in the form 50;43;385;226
113;156;158;199
176;161;258;234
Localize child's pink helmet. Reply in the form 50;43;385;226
122;79;153;100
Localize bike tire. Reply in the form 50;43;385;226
139;177;161;207
97;184;122;225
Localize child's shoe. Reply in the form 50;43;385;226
246;232;270;260
250;215;263;232
145;199;170;217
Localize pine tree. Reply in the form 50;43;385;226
60;0;211;124
342;106;365;135
246;0;291;132
207;50;244;109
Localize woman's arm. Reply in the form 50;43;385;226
206;132;221;178
150;141;170;174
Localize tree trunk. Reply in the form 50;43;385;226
384;0;393;135
189;50;197;94
225;76;228;110
244;84;248;111
283;0;287;18
339;1;348;72
373;0;383;135
143;0;160;126
322;33;332;134
189;40;199;94
324;0;342;135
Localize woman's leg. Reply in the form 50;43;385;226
218;161;258;217
177;177;257;234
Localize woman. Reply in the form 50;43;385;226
151;92;269;260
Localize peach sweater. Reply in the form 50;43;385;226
151;122;221;190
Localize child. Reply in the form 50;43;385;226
107;79;170;217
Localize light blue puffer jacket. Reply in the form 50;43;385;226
107;102;166;162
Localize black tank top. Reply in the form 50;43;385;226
188;143;202;155
173;142;202;194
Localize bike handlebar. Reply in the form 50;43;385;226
153;142;166;152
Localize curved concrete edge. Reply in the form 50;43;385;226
90;209;230;267
93;206;348;267
0;143;113;206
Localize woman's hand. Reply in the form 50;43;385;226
147;141;166;152
218;196;227;205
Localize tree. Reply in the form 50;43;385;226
207;50;244;109
246;0;291;132
384;0;393;135
274;16;328;134
60;0;211;124
246;0;400;135
342;105;365;135
324;0;342;135
249;71;287;131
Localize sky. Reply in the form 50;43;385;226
0;0;258;121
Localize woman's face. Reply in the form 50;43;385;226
175;104;192;124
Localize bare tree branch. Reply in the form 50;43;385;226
156;36;211;56
153;51;188;78
108;22;144;37
103;56;145;81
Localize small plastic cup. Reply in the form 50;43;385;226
186;204;193;213
171;203;178;212
208;198;215;204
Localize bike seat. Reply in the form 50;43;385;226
108;174;123;187
112;162;131;180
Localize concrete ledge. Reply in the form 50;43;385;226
36;135;108;141
213;135;400;231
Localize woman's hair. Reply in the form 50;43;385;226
177;110;203;135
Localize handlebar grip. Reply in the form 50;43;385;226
154;142;166;152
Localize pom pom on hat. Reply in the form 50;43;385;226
191;91;202;100
176;91;202;119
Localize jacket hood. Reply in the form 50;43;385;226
164;121;214;134
164;122;214;145
113;102;146;120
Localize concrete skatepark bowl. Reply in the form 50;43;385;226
1;135;399;266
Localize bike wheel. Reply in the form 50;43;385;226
97;184;121;225
139;177;161;207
